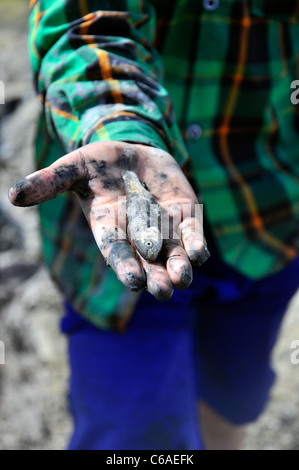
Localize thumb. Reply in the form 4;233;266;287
8;151;86;207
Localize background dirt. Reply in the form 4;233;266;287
0;0;299;450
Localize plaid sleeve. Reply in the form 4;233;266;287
28;0;189;165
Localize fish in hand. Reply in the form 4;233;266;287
122;170;163;262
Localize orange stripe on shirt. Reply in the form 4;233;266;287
92;111;138;133
79;13;98;43
219;9;263;230
45;101;79;122
95;49;124;104
291;0;299;23
218;5;296;258
29;0;38;10
30;2;44;60
95;49;112;81
79;0;89;17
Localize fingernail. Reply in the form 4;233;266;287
178;269;193;288
124;271;147;291
189;245;211;266
150;282;174;301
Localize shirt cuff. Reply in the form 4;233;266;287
82;115;188;167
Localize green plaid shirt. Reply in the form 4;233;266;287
29;0;299;330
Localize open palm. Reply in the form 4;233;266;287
9;142;209;300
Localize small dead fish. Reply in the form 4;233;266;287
122;170;162;262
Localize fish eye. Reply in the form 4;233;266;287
145;240;153;248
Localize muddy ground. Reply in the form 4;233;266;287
0;0;299;450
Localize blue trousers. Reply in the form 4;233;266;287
61;236;299;450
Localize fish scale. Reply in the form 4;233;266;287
122;170;163;262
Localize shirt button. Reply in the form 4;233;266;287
185;124;202;140
203;0;220;11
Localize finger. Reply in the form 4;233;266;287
159;204;193;288
8;150;88;207
139;257;174;301
180;217;210;266
8;142;140;207
89;201;175;295
162;241;193;289
102;235;147;292
88;205;146;292
107;240;147;292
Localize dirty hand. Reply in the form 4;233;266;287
8;142;210;300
